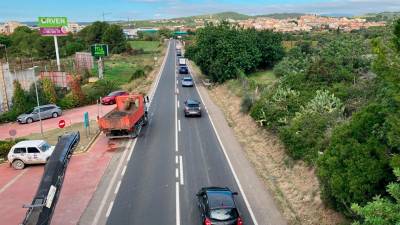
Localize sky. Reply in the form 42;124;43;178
0;0;400;22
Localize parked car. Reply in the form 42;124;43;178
7;140;55;169
197;187;243;225
184;99;201;117
181;76;194;87
17;104;62;124
101;91;129;105
179;66;189;74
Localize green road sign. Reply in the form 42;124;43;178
91;44;109;57
38;17;68;28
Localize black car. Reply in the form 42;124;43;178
177;49;182;56
197;187;243;225
179;66;189;74
184;99;201;117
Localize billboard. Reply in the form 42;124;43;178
38;17;68;28
40;27;68;36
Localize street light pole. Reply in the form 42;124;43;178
31;66;44;137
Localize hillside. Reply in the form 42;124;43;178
255;13;306;19
175;11;251;21
359;11;400;21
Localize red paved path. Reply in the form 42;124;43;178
0;104;114;140
0;134;121;225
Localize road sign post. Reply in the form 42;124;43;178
84;112;90;137
91;44;108;79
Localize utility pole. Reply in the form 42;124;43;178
31;66;44;137
53;36;61;71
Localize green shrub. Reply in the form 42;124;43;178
129;68;146;81
58;94;79;109
240;94;254;113
84;79;118;104
0;111;19;123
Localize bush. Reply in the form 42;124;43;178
84;79;118;104
0;111;19;123
240;93;254;113
58;94;79;109
129;68;146;82
318;103;395;215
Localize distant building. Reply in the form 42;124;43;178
123;28;138;39
67;22;85;33
0;21;26;35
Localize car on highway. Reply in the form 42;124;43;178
17;104;62;124
197;187;243;225
7;140;55;169
181;76;194;87
177;49;182;56
101;90;129;105
184;99;201;117
179;66;189;74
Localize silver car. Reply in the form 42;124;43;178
17;104;62;124
182;76;194;87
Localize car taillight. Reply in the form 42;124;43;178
204;218;212;225
237;217;243;225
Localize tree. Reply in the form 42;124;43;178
102;24;127;53
35;36;55;59
9;26;40;58
70;77;85;105
352;167;400;225
78;21;109;45
42;78;57;104
12;80;32;114
394;19;400;52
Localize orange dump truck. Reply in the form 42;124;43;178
98;94;148;139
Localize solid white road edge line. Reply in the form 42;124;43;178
106;201;114;218
179;155;184;185
114;180;121;194
189;63;260;225
0;169;28;194
91;139;135;225
121;165;127;177
176;181;181;225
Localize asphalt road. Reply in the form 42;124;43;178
106;40;255;225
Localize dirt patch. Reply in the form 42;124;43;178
207;84;346;225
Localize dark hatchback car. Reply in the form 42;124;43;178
197;187;243;225
179;66;189;74
184;99;201;117
101;91;129;105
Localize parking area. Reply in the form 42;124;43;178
0;133;124;225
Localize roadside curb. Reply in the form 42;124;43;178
73;130;101;156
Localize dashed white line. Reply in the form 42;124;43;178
177;101;180;108
176;182;181;225
114;180;121;194
176;155;179;164
176;168;179;178
121;165;127;177
179;156;184;185
106;201;114;218
178;120;181;132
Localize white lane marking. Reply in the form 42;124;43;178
0;169;28;194
176;88;179;95
178;120;181;132
121;165;127;177
91;139;136;225
176;80;178;85
127;146;134;161
176;155;179;164
176;168;179;178
177;101;180;108
179;156;184;185
148;41;171;109
188;63;259;225
114;180;121;194
106;201;114;218
175;63;179;153
176;182;181;225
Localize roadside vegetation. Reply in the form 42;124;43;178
187;19;400;224
0;21;165;123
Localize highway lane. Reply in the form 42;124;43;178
106;39;256;225
176;51;255;224
106;41;176;225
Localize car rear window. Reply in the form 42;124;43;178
188;103;199;107
183;78;192;81
209;208;238;221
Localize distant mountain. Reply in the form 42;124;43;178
359;11;400;21
320;13;354;18
255;13;306;19
175;11;251;21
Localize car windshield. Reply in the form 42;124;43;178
39;143;51;152
209;208;238;221
108;92;119;96
183;78;192;81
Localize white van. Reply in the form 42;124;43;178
7;140;55;170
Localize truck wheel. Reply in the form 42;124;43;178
12;159;25;170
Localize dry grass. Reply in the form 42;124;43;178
207;84;346;225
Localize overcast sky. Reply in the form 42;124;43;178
0;0;400;22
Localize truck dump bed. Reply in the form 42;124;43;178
98;94;145;132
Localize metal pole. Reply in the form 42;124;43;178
54;36;61;71
33;70;44;137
